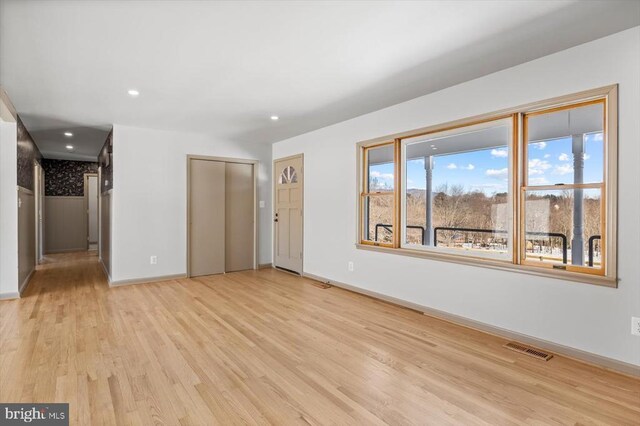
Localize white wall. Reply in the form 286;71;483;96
0;121;18;298
272;27;640;366
111;125;271;282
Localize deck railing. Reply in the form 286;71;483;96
371;224;604;266
374;224;425;242
588;235;601;267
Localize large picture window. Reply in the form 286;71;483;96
357;86;617;286
400;117;514;260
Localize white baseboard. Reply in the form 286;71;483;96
18;268;35;296
302;272;640;378
100;259;111;284
0;267;35;300
0;291;20;300
109;273;187;287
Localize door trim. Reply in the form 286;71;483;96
273;153;304;275
33;161;44;264
83;173;98;250
186;155;259;278
98;166;102;260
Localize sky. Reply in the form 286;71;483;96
369;132;603;195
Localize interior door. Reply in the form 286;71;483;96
274;155;303;274
189;159;225;276
87;175;99;248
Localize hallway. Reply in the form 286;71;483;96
0;253;638;425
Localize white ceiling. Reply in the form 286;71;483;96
1;1;638;161
406;125;510;160
528;103;603;142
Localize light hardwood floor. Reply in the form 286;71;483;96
1;252;638;425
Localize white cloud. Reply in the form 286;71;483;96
593;133;603;141
532;141;547;150
470;183;507;194
370;171;394;180
583;153;590;160
528;158;551;175
554;164;573;175
491;148;508;158
544;154;551;158
486;168;509;178
447;163;474;170
529;177;549;185
472;183;502;189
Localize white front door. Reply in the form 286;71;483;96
274;155;303;274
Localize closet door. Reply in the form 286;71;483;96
189;159;225;276
225;162;254;272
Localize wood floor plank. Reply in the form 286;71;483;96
0;251;638;425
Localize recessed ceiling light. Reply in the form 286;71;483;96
432;147;437;150
270;115;279;121
128;89;140;97
64;132;73;137
65;145;74;150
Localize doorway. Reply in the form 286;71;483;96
187;156;257;277
273;154;303;274
84;173;98;250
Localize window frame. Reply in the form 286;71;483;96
355;85;618;287
359;141;400;248
399;115;517;262
520;98;608;276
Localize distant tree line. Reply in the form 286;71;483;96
368;184;601;262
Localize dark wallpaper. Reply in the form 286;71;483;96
99;129;113;193
42;159;99;197
17;116;42;190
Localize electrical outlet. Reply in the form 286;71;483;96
348;261;354;272
632;317;640;336
150;256;157;265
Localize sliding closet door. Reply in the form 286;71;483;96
225;162;254;272
189;159;225;276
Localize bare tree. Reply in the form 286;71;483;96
369;184;597;261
